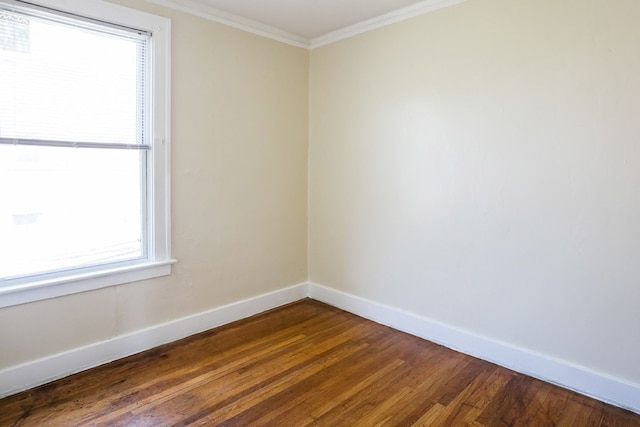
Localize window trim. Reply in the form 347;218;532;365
0;0;174;308
0;261;176;308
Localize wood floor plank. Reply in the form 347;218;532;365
246;333;408;426
381;353;478;425
183;342;369;426
411;403;447;427
1;301;342;425
430;366;503;425
476;372;548;426
1;299;638;427
105;318;375;425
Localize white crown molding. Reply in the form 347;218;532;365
141;0;469;50
142;0;310;49
310;0;468;49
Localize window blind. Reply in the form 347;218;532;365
0;1;150;149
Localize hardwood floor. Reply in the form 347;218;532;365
1;299;638;426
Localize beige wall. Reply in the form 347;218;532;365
309;0;640;383
0;0;309;369
3;0;640;393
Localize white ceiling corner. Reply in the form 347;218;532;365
143;0;468;49
142;0;310;48
310;0;468;49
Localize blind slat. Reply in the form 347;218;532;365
0;137;150;150
0;4;149;147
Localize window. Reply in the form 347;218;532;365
0;0;173;308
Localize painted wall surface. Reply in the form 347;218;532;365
309;0;640;383
0;0;309;369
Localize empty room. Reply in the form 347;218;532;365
1;0;639;425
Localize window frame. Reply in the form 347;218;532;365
0;0;174;308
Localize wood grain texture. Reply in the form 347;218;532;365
1;299;638;426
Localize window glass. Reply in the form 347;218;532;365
0;2;158;283
0;145;144;279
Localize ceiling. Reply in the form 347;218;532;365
146;0;465;48
191;0;424;39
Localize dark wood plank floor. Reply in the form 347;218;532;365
1;299;638;426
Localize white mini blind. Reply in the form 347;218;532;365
0;1;150;149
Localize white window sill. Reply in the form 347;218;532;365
0;259;177;309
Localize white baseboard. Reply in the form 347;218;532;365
0;282;308;399
308;282;640;415
3;281;639;415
